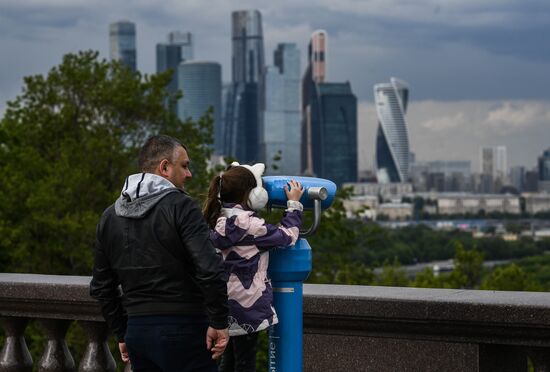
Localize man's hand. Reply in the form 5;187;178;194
118;342;130;363
206;327;229;360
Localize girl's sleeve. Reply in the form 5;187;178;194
241;201;303;251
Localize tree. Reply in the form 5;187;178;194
481;263;543;291
412;267;444;288
0;51;214;275
445;242;484;289
375;259;409;287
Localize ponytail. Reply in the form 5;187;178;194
203;175;222;229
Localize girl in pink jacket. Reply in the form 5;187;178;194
203;162;303;372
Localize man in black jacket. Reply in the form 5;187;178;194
90;135;229;371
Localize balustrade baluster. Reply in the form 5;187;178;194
527;347;550;372
77;321;115;372
38;319;75;372
0;317;33;372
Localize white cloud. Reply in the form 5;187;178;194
483;101;550;132
421;112;466;131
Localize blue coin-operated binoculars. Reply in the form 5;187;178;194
263;176;337;372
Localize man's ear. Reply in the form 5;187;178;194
159;159;170;176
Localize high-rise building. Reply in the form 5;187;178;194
167;31;193;61
260;43;301;174
310;30;327;83
308;82;358;186
480;146;507;179
525;170;540;192
538;148;550;181
510;166;526;192
109;21;136;71
156;31;194;113
538;148;550;192
301;30;327;175
224;10;265;162
374;78;411;183
177;61;222;152
479;146;507;192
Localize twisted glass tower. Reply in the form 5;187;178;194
374;77;410;183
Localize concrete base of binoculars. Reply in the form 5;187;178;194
268;238;312;372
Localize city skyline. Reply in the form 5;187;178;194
1;1;549;170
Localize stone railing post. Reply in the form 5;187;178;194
0;317;33;372
77;321;115;372
38;319;75;372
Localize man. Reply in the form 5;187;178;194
90;135;229;371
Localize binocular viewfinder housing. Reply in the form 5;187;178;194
262;176;337;237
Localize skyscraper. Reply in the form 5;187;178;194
167;31;193;61
538;147;550;192
177;61;222;152
538;148;550;181
301;30;327;175
224;10;265;162
156;31;194;113
260;43;301;174
374;78;411;183
479;146;507;193
510;165;526;192
308;82;358;186
310;30;327;83
109;21;136;71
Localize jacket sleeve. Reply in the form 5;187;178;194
210;209;303;251
89;222;127;342
177;198;229;329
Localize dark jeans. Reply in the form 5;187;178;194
125;315;217;372
218;332;258;372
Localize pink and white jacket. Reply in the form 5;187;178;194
209;202;302;336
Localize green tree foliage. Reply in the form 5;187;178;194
510;253;550;290
0;50;215;371
445;242;484;289
0;50;214;275
412;267;444;289
374;259;409;287
481;263;543;291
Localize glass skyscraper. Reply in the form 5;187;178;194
302;30;327;175
156;31;194;113
109;21;136;71
374;77;411;183
177;61;222;152
224;10;265;162
260;43;301;174
479;146;507;193
538;148;550;181
309;82;358;186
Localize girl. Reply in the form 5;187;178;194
203;162;304;372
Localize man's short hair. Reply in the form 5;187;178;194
139;135;186;173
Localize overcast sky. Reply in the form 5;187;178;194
1;0;549;170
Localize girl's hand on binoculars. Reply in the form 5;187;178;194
284;180;304;201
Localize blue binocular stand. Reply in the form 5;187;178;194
263;176;337;372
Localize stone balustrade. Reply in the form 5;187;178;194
1;274;550;371
303;284;550;371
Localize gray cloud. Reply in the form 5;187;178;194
358;100;550;171
1;0;549;169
